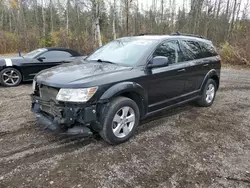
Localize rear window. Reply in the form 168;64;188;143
198;41;218;58
180;40;203;60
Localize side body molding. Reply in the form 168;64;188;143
99;82;148;117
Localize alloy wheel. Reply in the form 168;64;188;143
2;69;21;86
206;83;215;104
112;106;135;138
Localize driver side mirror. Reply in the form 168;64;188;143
37;56;46;61
147;56;169;69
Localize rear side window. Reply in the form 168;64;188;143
180;40;203;60
199;42;218;57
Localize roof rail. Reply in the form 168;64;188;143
136;33;158;36
137;33;148;36
170;32;204;39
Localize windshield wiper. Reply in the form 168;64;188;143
97;59;116;65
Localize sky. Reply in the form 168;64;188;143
38;0;250;15
139;0;249;11
136;0;250;18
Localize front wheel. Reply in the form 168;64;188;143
196;79;217;107
99;97;140;145
0;68;22;87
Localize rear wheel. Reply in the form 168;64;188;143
99;97;140;145
196;79;217;107
0;68;22;87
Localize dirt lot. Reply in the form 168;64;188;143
0;68;249;188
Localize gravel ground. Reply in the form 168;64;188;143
0;68;249;188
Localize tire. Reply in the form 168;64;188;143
0;67;22;87
99;96;140;145
196;79;217;107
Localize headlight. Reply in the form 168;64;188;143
32;80;36;91
56;87;98;102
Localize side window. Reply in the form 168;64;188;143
199;42;218;58
40;51;72;59
153;40;183;65
180;40;203;60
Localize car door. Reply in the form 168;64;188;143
181;39;217;94
178;40;208;94
23;50;74;80
145;40;189;112
36;50;74;71
198;41;220;73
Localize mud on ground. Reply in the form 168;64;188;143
0;68;249;188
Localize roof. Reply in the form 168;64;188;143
120;34;212;43
119;35;170;41
45;47;82;56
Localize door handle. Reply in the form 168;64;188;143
177;69;186;73
203;64;209;67
202;59;210;63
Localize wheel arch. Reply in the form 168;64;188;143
99;82;148;118
201;69;220;92
1;65;23;76
9;65;23;81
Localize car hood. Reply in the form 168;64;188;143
0;56;31;66
35;60;133;88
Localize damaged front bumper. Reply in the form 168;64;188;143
31;94;101;136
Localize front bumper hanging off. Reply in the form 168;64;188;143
31;94;100;136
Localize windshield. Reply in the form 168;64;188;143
87;38;156;66
23;48;47;58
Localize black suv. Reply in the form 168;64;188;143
31;34;221;144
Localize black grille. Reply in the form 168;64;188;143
39;85;59;101
38;85;60;115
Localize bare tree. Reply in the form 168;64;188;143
50;0;54;32
66;0;70;35
121;0;132;36
42;0;46;36
228;0;238;38
112;0;117;39
92;0;102;47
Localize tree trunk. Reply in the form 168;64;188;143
216;0;222;18
96;17;102;47
171;0;176;32
161;0;164;24
50;0;54;32
228;0;237;38
1;9;4;30
236;1;241;22
112;0;117;39
126;0;129;35
9;10;12;32
225;0;231;20
42;0;46;36
93;0;102;47
66;0;69;36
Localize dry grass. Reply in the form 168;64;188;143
222;63;250;70
0;53;23;57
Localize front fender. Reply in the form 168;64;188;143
99;82;148;117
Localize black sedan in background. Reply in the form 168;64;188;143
0;47;83;87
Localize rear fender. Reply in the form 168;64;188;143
200;69;220;93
